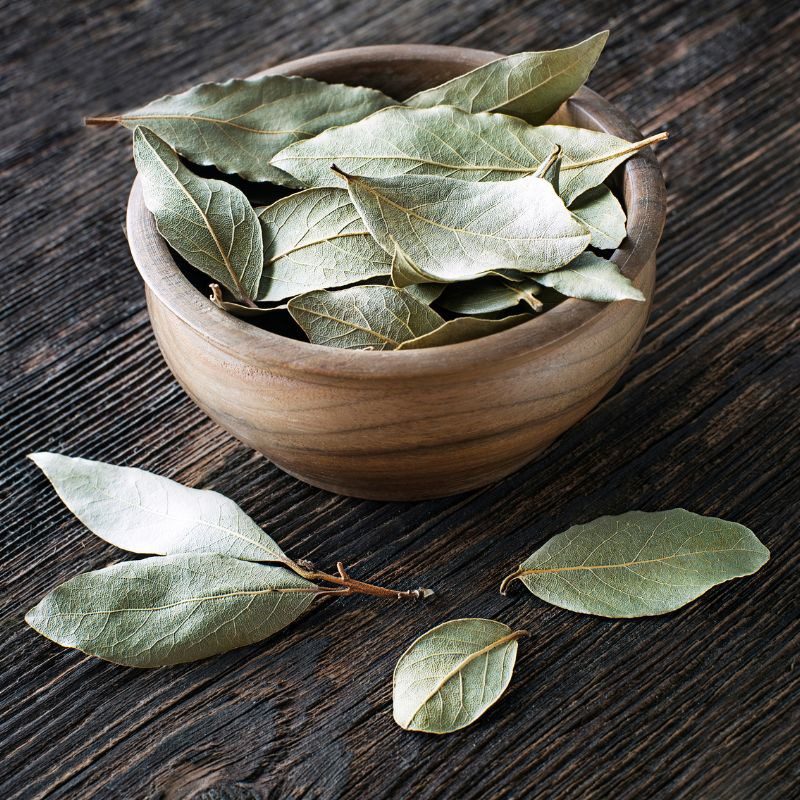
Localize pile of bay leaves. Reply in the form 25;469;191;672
91;31;666;350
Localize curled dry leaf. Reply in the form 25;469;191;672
397;314;532;349
439;276;544;315
532;252;644;302
337;169;589;283
393;618;527;734
500;509;769;617
29;452;289;564
256;188;392;301
88;74;394;184
25;554;318;667
132;127;262;303
404;31;609;124
288;285;444;350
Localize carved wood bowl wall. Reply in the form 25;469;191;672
126;44;667;500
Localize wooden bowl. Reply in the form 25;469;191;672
127;45;667;501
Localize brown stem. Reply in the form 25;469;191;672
288;559;433;600
84;116;121;127
499;567;525;596
534;144;562;178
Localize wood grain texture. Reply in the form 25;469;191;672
1;0;798;798
128;46;664;500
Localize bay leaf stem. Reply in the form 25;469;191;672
499;567;525;595
289;559;433;600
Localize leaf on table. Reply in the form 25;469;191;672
440;275;544;315
397;313;532;349
288;285;443;350
29;452;289;563
404;31;608;124
393;618;526;733
500;509;770;617
569;186;627;250
532;252;644;302
256;188;392;302
25;554;317;667
90;74;394;185
337;169;589;283
132;127;262;302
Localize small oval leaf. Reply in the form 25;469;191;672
440;276;543;315
288;286;443;350
501;509;770;617
29;452;288;563
25;555;318;667
393;618;526;734
133;127;263;301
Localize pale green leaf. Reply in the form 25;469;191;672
501;509;770;617
393;618;526;733
288;285;443;350
569;186;626;249
536;126;668;204
30;452;288;563
272;105;661;201
25;554;317;667
133;127;263;301
210;284;287;319
92;74;394;184
338;170;589;282
403;282;445;305
532;252;644;302
256;188;392;302
397;313;532;349
404;32;608;124
440;275;544;315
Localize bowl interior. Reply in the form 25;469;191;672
128;44;666;377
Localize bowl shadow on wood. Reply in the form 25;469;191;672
127;44;667;501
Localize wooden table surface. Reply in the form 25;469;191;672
2;1;798;797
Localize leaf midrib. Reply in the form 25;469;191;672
519;546;765;577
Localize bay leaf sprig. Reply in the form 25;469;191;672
393;619;527;734
27;453;433;666
499;509;769;617
87;73;394;185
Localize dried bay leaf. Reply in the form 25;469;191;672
256;188;392;302
537;126;668;204
393;618;527;733
532;252;644;302
397;314;532;349
403;282;445;305
337;169;589;283
288;285;443;350
30;452;289;564
25;554;317;667
404;32;609;124
500;509;770;617
133;127;262;302
210;284;287;319
273;105;664;208
89;74;394;185
569;186;627;250
440;276;544;315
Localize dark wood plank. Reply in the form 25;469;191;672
1;0;798;798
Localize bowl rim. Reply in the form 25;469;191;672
127;43;666;379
